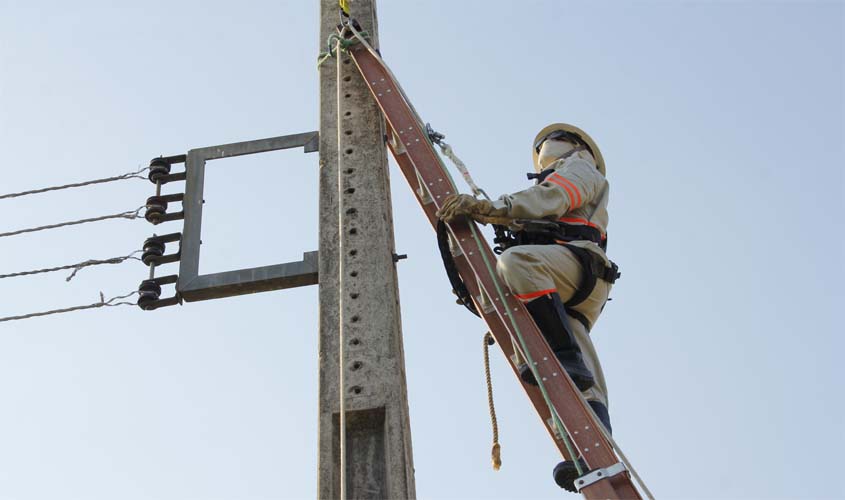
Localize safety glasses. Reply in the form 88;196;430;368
533;130;583;154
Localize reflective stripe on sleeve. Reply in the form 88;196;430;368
546;175;579;209
549;173;582;208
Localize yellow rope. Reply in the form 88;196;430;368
483;332;501;471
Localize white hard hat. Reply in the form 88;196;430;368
533;123;605;176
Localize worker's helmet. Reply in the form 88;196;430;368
533;123;605;176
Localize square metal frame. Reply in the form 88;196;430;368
177;131;320;302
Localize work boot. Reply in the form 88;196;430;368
553;401;612;492
517;293;595;391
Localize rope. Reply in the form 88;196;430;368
0;206;144;239
0;250;142;282
0;165;149;200
316;30;369;70
0;291;138;323
427;126;490;201
483;332;502;471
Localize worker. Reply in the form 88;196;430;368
436;123;619;492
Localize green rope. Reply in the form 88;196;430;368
426;135;584;475
316;31;370;70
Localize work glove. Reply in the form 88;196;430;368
436;194;510;225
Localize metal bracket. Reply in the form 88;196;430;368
414;168;433;205
575;462;628;491
475;279;495;315
176;131;320;302
138;274;181;311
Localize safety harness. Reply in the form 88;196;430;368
432;134;620;330
491;219;620;331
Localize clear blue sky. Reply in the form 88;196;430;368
1;1;842;499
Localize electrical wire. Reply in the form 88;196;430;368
0;165;150;200
0;291;138;323
0;250;142;282
0;206;144;239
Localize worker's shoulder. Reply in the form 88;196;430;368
553;157;604;182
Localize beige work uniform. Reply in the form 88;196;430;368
491;153;612;407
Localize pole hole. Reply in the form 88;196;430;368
349;249;358;256
349;228;358;235
350;271;358;277
350;338;361;346
344;93;351;99
350;386;363;395
345;187;355;194
346;168;355;174
344;129;353;135
351;315;360;323
350;292;359;299
346;208;357;215
343;59;351;65
350;361;363;371
343;76;352;82
345;148;354;155
344;111;352;117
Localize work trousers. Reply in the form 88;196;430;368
496;243;611;407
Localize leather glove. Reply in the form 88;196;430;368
436;194;509;225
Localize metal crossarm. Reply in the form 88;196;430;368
344;31;643;500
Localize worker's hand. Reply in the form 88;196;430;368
436;194;509;225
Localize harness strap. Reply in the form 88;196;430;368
436;220;480;317
567;308;593;332
562;245;621;331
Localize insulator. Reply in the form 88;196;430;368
141;238;166;266
148;158;171;184
137;279;162;310
145;196;168;224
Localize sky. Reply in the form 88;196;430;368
0;1;843;499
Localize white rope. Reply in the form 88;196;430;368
437;142;490;201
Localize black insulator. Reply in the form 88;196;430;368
142;238;166;266
145;196;168;224
148;158;171;183
137;279;162;310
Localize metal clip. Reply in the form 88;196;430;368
575;462;628;491
425;123;445;145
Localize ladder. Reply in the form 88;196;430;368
339;23;644;500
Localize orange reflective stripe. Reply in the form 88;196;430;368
513;288;556;301
558;217;607;240
551;173;582;208
546;176;578;208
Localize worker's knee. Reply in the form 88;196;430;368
496;247;537;282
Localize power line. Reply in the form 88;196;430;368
0;206;144;239
0;166;150;200
0;291;138;323
0;250;142;281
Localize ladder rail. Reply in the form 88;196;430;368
345;36;642;500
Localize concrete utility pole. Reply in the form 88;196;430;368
317;1;416;498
